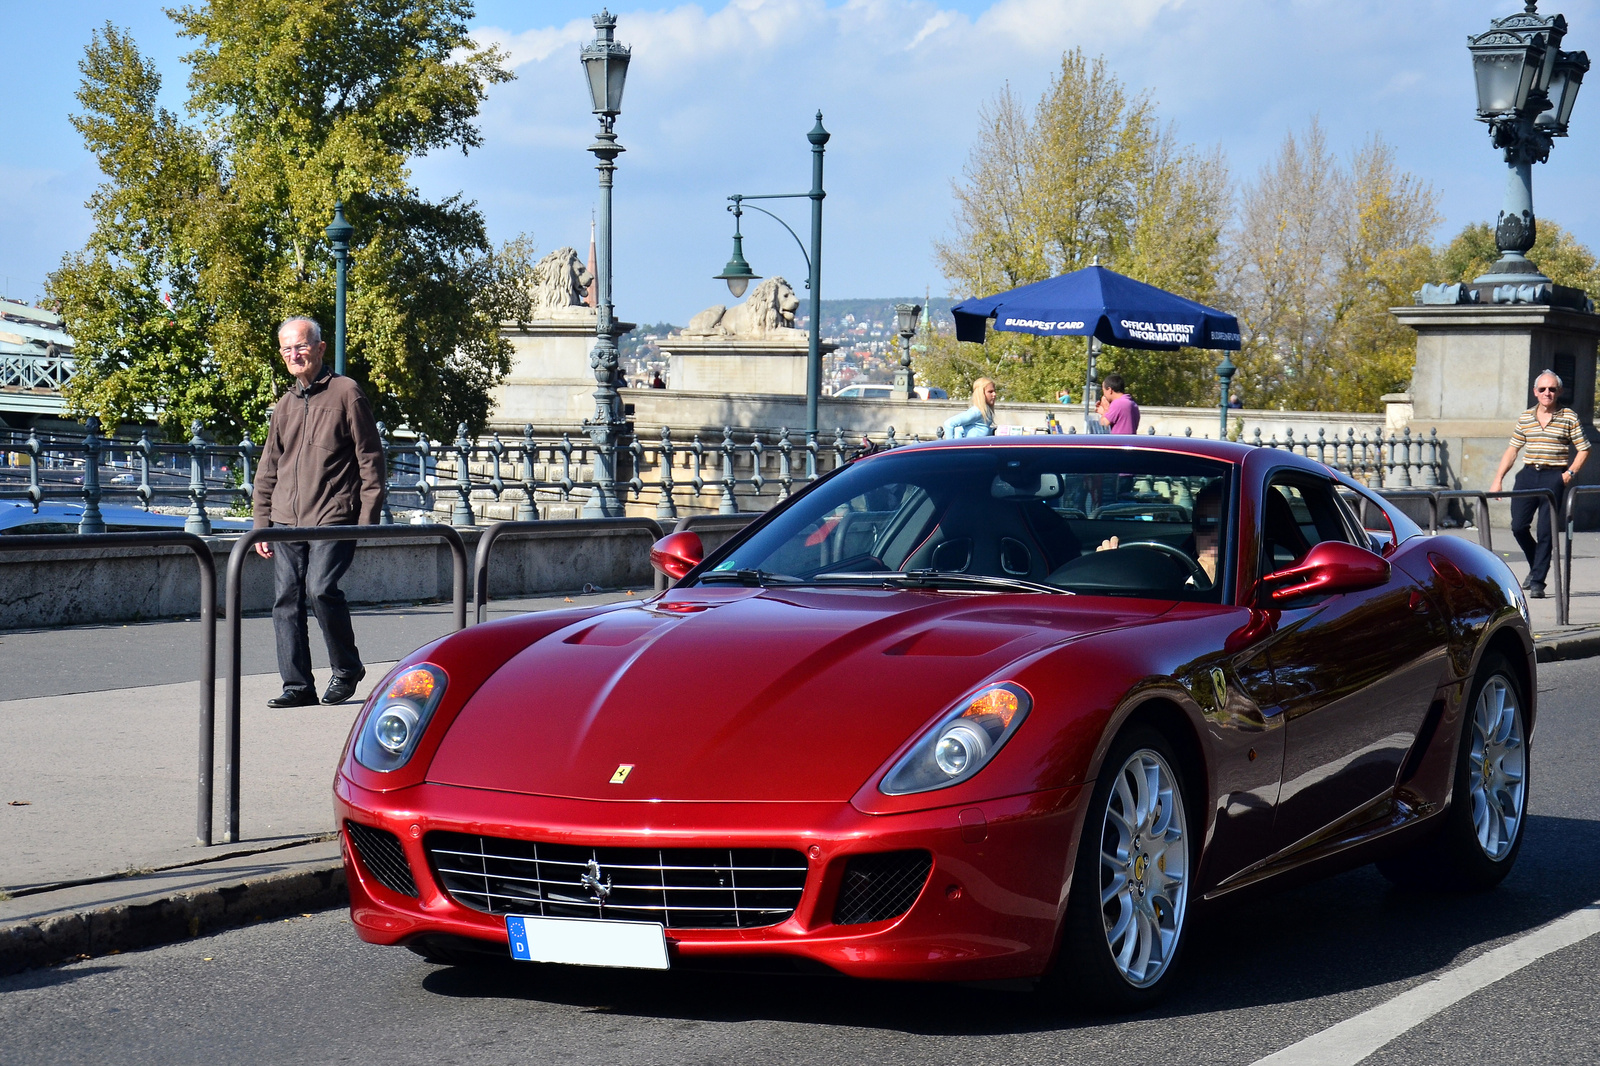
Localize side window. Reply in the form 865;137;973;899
1261;476;1352;571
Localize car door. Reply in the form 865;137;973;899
1256;472;1449;852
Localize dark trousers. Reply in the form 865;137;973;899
1510;465;1565;586
272;536;362;694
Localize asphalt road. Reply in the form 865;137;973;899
4;658;1600;1066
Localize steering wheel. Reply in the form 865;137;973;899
1114;541;1210;586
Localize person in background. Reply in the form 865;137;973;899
943;377;998;439
1097;374;1140;434
252;316;385;707
1490;368;1590;599
650;370;666;389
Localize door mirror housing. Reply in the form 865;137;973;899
1262;540;1390;604
650;531;704;581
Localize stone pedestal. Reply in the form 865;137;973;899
491;309;635;426
1392;303;1600;524
661;332;837;395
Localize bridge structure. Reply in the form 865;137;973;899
0;298;74;424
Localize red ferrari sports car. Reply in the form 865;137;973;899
335;437;1532;1007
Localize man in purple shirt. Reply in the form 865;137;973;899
1098;374;1140;434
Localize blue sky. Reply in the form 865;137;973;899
5;1;1600;324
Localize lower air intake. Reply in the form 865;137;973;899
345;820;419;898
832;850;932;925
426;833;808;929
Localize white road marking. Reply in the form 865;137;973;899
1250;900;1600;1066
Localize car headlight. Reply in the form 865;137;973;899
354;665;447;772
880;683;1032;795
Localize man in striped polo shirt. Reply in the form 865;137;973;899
1490;369;1590;598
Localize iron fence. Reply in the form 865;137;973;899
1250;426;1445;488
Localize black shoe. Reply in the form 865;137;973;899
1521;573;1535;590
1528;583;1546;599
322;669;366;705
267;688;319;708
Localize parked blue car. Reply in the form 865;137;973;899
0;500;250;535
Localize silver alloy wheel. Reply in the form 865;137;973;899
1470;675;1526;861
1098;748;1188;987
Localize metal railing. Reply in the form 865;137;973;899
471;517;665;625
1;417;257;535
1252;426;1444;489
222;524;468;843
4;418;916;531
0;531;219;844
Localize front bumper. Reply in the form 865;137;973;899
335;775;1086;982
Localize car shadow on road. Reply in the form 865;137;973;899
417;813;1600;1035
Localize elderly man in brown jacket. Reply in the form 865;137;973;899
252;316;385;707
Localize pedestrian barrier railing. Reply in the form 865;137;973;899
222;524;468;844
0;531;220;845
1352;486;1565;622
471;517;665;625
1562;484;1600;628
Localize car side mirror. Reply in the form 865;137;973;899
1261;540;1389;604
650;531;703;581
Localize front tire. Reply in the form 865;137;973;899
1378;654;1528;890
1052;727;1195;1011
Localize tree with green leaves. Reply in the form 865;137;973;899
51;2;521;443
925;49;1230;408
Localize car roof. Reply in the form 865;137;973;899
880;434;1258;464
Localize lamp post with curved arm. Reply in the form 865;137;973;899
714;113;829;475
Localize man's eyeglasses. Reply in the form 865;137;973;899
1536;386;1560;393
280;344;315;356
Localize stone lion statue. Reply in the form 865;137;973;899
683;277;801;337
529;247;594;312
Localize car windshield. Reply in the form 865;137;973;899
697;446;1233;601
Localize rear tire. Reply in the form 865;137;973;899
1050;727;1195;1011
1377;654;1528;891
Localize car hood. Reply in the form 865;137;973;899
426;587;1172;802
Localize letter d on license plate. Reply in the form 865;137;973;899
505;915;669;970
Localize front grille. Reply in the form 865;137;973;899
345;820;419;898
426;832;808;929
833;850;932;925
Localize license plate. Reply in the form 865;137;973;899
505;914;669;970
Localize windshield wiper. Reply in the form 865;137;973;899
820;570;1072;595
697;569;803;588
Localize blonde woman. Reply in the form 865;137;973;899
942;378;998;439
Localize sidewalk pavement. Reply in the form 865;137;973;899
0;588;640;974
5;527;1600;974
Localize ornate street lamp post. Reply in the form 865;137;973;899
714;113;829;474
893;303;921;399
325;202;353;375
1468;2;1588;300
580;10;631;517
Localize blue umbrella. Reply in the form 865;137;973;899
951;264;1241;350
950;265;1242;435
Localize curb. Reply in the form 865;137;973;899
1535;626;1600;663
0;859;347;977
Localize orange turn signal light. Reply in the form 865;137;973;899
387;668;438;701
962;687;1020;727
